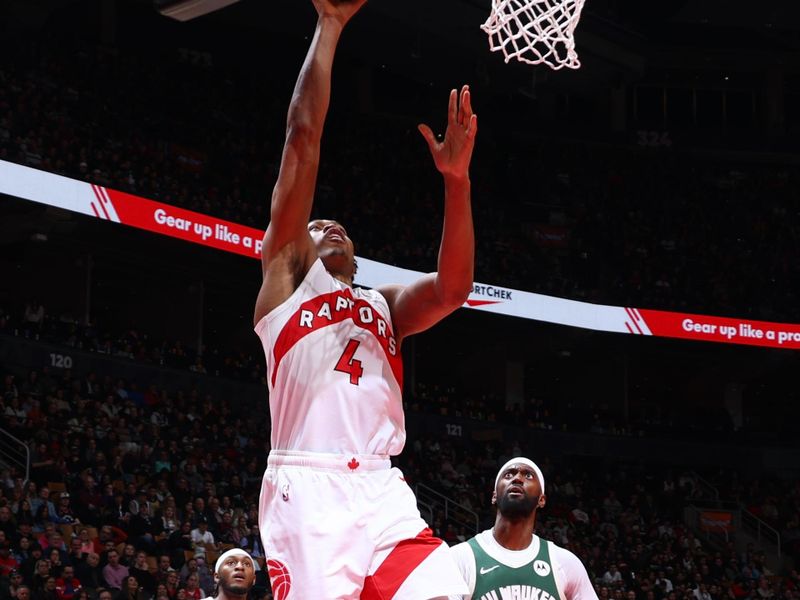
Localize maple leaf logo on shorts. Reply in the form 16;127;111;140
347;457;360;470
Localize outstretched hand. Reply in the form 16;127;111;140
312;0;367;26
418;85;478;179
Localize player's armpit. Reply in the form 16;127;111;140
379;275;468;341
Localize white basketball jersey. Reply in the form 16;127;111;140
255;259;405;456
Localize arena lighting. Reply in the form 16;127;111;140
154;0;241;21
3;159;800;351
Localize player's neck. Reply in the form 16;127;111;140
216;591;248;600
492;516;536;551
330;272;354;287
320;254;355;286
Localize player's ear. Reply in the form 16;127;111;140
491;490;497;505
538;494;546;509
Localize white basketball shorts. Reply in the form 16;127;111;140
258;450;468;599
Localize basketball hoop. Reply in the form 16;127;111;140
481;0;587;70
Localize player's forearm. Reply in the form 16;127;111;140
435;174;474;306
285;17;343;143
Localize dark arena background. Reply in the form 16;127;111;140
2;0;800;598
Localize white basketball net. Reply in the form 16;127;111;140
481;0;587;70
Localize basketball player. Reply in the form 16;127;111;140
449;458;597;600
200;549;256;600
253;0;476;598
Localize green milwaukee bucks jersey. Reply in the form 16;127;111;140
468;534;561;600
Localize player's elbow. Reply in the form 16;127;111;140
438;285;471;309
285;121;318;149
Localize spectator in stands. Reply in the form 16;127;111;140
129;551;155;595
757;577;776;599
54;565;81;600
0;507;15;540
182;573;204;600
32;559;52;593
192;557;213;595
107;494;131;530
119;545;136;569
52;495;78;526
603;564;624;587
19;544;44;584
229;518;247;547
118;576;147;600
92;527;126;556
14;501;35;530
164;571;180;600
188;520;215;559
3;569;25;600
12;535;33;565
35;575;57;600
74;530;92;557
178;559;199;587
74;477;101;526
43;531;67;556
154;555;174;586
47;549;64;578
101;550;128;592
0;541;20;576
23;301;45;336
66;538;85;569
75;553;103;593
214;513;236;546
237;524;263;562
128;505;157;552
157;507;178;542
30;490;55;527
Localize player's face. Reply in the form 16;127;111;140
308;219;355;267
493;464;545;519
215;554;256;596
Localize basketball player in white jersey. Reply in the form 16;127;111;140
253;0;476;598
449;458;597;600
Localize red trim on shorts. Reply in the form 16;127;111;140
361;528;442;600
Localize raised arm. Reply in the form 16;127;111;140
254;0;366;324
379;86;477;340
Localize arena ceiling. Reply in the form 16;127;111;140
5;0;800;93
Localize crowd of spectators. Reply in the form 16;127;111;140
0;301;264;384
1;363;272;600
1;360;799;600
1;37;800;322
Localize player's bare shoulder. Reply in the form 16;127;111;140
375;284;403;305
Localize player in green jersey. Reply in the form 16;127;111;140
449;457;597;600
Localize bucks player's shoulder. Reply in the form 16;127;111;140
447;538;477;600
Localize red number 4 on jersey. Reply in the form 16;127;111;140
335;339;363;385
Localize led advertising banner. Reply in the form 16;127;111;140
2;159;799;350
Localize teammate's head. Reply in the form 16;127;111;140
492;457;546;520
308;219;356;281
213;548;256;598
